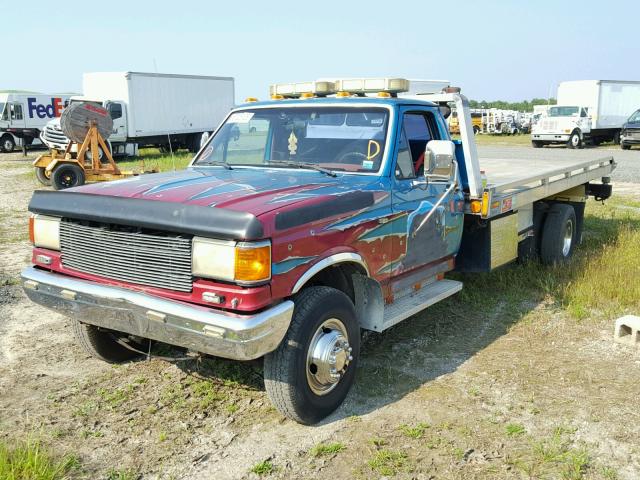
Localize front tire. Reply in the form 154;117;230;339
72;320;149;363
51;163;85;190
540;203;577;265
1;134;15;153
621;143;631;150
567;131;582;149
264;286;360;425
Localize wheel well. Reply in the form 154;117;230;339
297;262;367;303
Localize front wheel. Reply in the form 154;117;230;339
72;320;149;363
264;286;360;425
567;131;582;149
621;143;631;150
1;134;15;153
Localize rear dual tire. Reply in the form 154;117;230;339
540;204;577;265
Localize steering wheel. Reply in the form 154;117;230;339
336;150;367;164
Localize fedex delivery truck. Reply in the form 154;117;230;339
40;72;235;156
0;92;73;152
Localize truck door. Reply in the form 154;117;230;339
390;108;464;277
9;102;26;129
106;102;127;142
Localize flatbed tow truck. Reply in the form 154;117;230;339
21;78;614;424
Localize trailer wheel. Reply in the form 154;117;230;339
35;167;52;186
72;320;149;363
540;204;577;265
531;140;544;148
1;134;15;153
51;163;85;190
473;125;480;135
567;131;582;149
264;286;359;425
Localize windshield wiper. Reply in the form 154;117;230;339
268;160;337;177
195;160;233;170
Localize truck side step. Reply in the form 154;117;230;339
381;279;463;331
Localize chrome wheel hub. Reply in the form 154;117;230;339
562;220;573;256
306;318;352;396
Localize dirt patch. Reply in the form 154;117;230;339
1;155;639;479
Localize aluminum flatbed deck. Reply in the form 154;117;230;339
474;155;616;219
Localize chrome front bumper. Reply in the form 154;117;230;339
21;267;294;361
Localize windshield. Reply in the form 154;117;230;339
548;106;579;117
193;106;390;173
628;110;640;123
0;102;6;120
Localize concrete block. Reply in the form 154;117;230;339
614;315;640;347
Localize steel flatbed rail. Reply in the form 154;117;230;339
471;155;616;218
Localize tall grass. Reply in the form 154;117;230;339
451;198;640;324
0;439;79;480
116;147;192;173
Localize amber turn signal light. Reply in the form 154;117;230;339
235;245;271;283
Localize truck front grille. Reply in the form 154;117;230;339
42;124;70;146
60;220;193;292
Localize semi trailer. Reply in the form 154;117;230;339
22;77;614;424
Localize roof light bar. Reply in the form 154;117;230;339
269;81;336;98
334;78;410;94
268;77;412;99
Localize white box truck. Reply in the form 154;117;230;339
0;92;73;152
531;80;640;148
41;72;235;156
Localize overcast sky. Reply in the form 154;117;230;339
4;0;638;102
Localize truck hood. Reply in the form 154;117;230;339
71;166;384;217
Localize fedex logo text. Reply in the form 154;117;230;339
27;98;65;119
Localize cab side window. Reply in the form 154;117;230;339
10;104;23;121
396;112;438;179
395;127;414;179
580;108;588;118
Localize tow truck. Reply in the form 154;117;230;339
21;78;615;424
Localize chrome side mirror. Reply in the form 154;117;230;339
424;140;455;180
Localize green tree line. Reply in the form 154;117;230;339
468;98;557;112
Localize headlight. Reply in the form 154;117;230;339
29;215;61;250
192;237;271;284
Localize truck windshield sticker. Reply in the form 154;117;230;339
288;131;298;155
362;160;374;169
228;112;254;124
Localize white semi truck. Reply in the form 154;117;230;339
531;80;640;148
41;72;235;156
0;92;73;152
